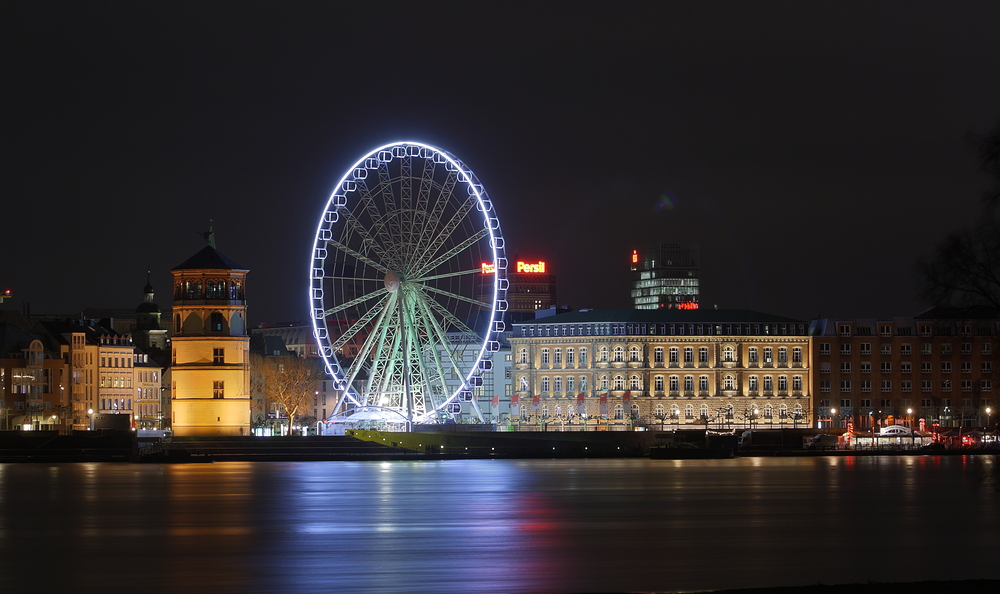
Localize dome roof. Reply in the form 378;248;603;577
136;301;161;314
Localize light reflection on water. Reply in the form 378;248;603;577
0;456;998;593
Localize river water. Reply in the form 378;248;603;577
1;456;998;593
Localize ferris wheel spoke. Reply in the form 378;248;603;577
411;296;465;411
416;291;478;336
354;175;401;266
326;237;390;275
419;282;491;311
340;294;394;394
410;268;483;283
412;198;482;277
338;205;390;257
407;171;459;271
331;293;391;350
415;294;478;407
322;287;388;317
412;226;489;279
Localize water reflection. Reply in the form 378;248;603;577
0;457;998;593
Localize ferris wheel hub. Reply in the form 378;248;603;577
384;271;401;293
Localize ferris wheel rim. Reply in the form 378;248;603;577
309;141;507;423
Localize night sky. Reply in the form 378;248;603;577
5;1;1000;327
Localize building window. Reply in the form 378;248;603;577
654;347;664;363
901;362;912;373
962;380;973;392
819;343;831;355
700;404;709;419
749;376;759;391
553;377;562;394
983;361;993;374
860;343;871;355
541;349;550;365
541;377;550;392
841;362;851;373
683;376;693;392
941;344;952;355
685;404;694;419
982;380;992;392
778;348;788;364
554;349;563;366
921;380;932;392
792;376;802;391
983;343;992;355
683;347;694;363
840;380;851;392
942;380;952;392
941;362;952;373
961;343;972;355
839;324;851;337
778;376;788;392
599;347;609;363
901;344;912;355
962;361;972;373
699;347;709;363
840;344;851;355
880;361;891;373
655;376;664;391
921;362;932;373
820;380;831;392
881;380;892;392
669;376;679;392
613;347;625;362
881;344;891;355
699;376;709;392
748;348;759;363
630;375;641;391
921;343;932;355
724;375;735;390
213;381;224;399
792;348;802;363
861;362;871;373
579;349;588;365
518;348;528;364
763;376;773;391
614;375;625;390
763;348;772;363
213;348;224;364
629;346;641;362
861;380;872;393
668;348;679;363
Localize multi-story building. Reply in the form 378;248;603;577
509;309;811;428
630;243;699;310
810;307;998;430
0;315;69;431
170;244;251;436
501;258;556;322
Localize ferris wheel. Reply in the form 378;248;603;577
310;141;508;425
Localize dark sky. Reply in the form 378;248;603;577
4;1;1000;326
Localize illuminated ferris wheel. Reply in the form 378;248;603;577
310;141;508;425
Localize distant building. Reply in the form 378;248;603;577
630;243;699;309
501;258;557;323
810;307;999;431
169;245;251;436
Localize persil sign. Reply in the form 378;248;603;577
481;260;548;274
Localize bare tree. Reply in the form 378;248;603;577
919;120;1000;308
257;355;324;435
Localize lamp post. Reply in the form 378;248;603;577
830;407;838;430
907;408;914;449
987;407;992;430
87;408;94;431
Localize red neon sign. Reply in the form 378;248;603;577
631;249;638;264
516;260;546;273
676;301;699;310
481;263;495;274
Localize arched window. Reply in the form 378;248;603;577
541;349;550;365
764;403;774;418
669;376;679;391
600;375;609;390
669;347;679;363
518;348;528;364
749;376;759;391
628;346;641;362
779;403;789;418
631;404;640;419
599;346;609;362
723;346;736;362
613;375;625;390
778;376;788;392
629;375;640;390
699;404;709;419
685;404;694;419
613;346;625;362
669;404;680;419
724;375;735;390
541;377;550;393
614;404;624;420
654;376;664;391
655;403;665;417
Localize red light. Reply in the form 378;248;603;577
631;250;638;264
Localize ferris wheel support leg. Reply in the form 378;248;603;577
468;397;485;423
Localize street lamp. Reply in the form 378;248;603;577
87;408;94;431
830;407;837;430
987;407;992;430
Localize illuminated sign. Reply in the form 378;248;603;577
631;249;638;264
481;262;495;274
676;301;699;310
516;260;546;274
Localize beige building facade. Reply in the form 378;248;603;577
509;309;812;429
